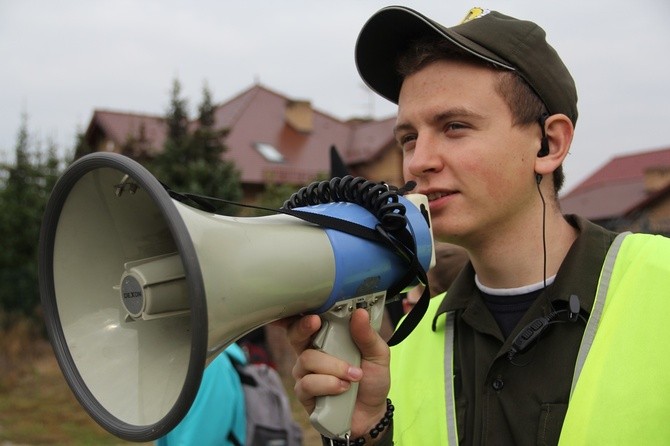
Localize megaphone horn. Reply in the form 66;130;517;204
38;152;433;442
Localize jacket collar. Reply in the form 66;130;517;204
433;215;618;327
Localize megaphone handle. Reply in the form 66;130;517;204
309;292;386;439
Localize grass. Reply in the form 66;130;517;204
1;353;135;444
0;314;321;445
0;315;141;445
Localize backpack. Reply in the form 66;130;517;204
228;360;303;446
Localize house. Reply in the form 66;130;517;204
81;84;402;205
560;147;670;235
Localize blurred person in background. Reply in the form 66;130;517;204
157;344;246;446
402;242;468;314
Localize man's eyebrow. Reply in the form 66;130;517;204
393;122;414;139
393;107;484;138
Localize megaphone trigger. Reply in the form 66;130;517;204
309;291;387;439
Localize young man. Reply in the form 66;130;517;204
286;6;670;445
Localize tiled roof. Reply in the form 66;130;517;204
85;84;397;185
219;85;350;184
344;117;397;164
86;109;167;156
561;146;670;219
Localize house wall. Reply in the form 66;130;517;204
627;168;670;235
626;195;670;236
349;143;403;188
653;196;670;234
644;166;670;192
646;195;670;235
89;138;117;153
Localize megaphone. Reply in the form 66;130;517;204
38;152;433;442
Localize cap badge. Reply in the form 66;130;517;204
460;7;491;24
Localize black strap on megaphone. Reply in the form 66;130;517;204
160;176;431;346
281;177;432;346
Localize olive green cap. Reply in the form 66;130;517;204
355;6;578;125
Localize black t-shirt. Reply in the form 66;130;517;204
481;289;540;339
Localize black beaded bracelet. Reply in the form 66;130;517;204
322;398;394;446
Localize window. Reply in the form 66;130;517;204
253;142;285;163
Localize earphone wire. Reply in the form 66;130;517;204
537;176;547;290
537;113;550;291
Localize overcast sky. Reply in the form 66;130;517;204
2;0;669;193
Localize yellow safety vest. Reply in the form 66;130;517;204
390;233;670;445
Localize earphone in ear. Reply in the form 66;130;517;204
537;112;550;157
537;138;549;157
535;172;543;184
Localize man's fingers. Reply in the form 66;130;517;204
350;308;390;364
286;314;322;353
293;373;352;411
292;348;362;381
292;348;360;415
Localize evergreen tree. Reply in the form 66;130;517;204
167;78;189;143
0;114;63;315
150;80;242;215
246;171;329;217
198;82;215;128
73;126;94;159
246;181;302;217
37;138;65;200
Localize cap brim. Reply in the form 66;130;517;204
355;6;513;104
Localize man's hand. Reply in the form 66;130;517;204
283;308;391;439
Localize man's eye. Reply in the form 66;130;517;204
446;122;467;132
398;135;417;153
399;134;417;146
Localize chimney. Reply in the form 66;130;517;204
285;99;313;133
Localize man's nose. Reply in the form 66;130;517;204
407;134;443;176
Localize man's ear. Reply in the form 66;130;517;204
534;113;573;176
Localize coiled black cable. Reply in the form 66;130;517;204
281;175;416;233
281;175;429;346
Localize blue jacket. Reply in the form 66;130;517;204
157;343;247;446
